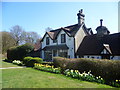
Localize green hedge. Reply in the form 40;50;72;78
42;62;53;66
23;57;43;67
7;43;33;61
53;57;120;82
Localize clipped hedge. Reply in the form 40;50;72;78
53;57;120;82
23;57;43;67
7;43;33;61
42;62;53;66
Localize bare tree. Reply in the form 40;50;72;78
1;31;16;53
45;27;53;32
10;25;41;46
10;25;25;45
24;31;40;45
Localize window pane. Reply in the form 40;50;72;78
61;34;66;43
46;37;49;45
53;39;57;43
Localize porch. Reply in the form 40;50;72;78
42;44;69;61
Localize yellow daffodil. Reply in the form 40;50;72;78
98;76;101;78
101;78;103;80
80;74;83;77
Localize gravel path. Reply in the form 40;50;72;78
0;67;26;69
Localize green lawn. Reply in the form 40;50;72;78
2;61;115;88
1;60;20;68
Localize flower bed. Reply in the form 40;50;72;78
12;60;23;66
34;63;61;74
34;63;120;87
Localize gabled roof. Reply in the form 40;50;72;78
41;24;92;41
103;44;112;54
76;33;120;55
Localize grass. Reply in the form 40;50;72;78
1;60;20;68
2;62;115;88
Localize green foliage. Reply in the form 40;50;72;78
2;66;114;88
23;56;33;65
53;57;120;82
7;43;33;61
42;62;53;66
34;63;61;74
64;69;105;84
23;57;43;67
1;31;16;54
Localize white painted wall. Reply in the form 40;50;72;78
42;34;57;49
84;55;120;60
74;24;87;52
110;56;120;60
57;30;75;58
41;30;75;59
84;55;101;59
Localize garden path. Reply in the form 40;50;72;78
0;67;26;69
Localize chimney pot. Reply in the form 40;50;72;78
77;9;85;25
100;19;103;26
80;9;83;13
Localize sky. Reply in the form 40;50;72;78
2;2;118;37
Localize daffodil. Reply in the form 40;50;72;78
98;76;101;78
71;70;73;73
51;66;54;68
80;74;83;77
116;80;118;82
101;78;103;80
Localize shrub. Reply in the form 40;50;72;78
7;43;33;61
42;62;53;66
23;57;43;67
12;60;23;66
4;58;13;63
32;57;43;63
53;57;120;82
23;56;33;65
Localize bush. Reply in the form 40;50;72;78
53;57;120;82
23;57;33;65
4;58;13;63
7;43;33;61
23;57;43;67
42;62;53;66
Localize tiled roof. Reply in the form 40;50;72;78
47;24;92;40
76;33;120;55
96;26;110;33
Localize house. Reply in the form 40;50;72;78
76;19;120;60
27;39;42;58
41;9;93;61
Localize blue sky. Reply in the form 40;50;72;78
2;2;118;37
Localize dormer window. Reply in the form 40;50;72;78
61;34;66;43
46;37;49;45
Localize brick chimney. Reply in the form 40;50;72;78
77;9;85;25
